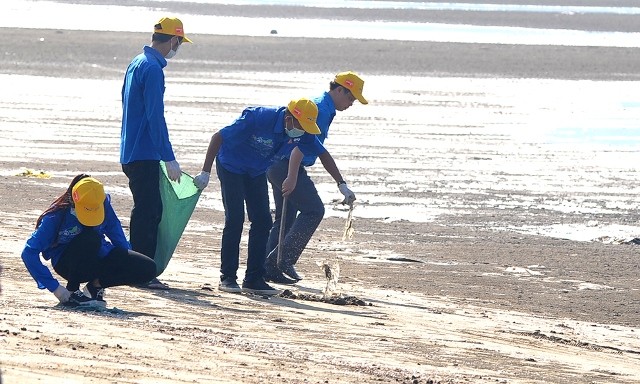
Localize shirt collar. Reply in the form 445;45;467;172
143;45;167;68
323;91;336;113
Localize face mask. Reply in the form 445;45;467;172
287;127;305;138
165;38;179;59
285;116;306;137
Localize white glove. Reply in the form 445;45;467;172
338;182;356;206
53;285;71;303
193;171;210;190
165;160;182;182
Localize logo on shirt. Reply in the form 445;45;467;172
58;225;82;244
251;135;275;158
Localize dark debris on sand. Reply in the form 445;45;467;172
280;289;371;306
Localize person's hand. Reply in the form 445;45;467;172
193;171;210;190
338;182;356;206
165;160;182;183
282;177;298;197
53;285;71;303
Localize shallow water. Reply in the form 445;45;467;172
1;72;638;242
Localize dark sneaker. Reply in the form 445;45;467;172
279;264;303;281
264;270;298;285
242;279;282;296
83;284;107;308
65;290;95;307
218;278;242;293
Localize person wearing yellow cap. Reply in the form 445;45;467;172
120;17;192;290
192;97;353;295
20;174;156;308
263;71;366;283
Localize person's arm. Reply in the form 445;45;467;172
21;245;59;292
317;150;343;184
192;108;256;190
144;67;175;162
23;234;71;302
193;131;223;189
318;150;356;205
144;67;182;181
201;131;223;173
21;214;63;292
282;147;304;196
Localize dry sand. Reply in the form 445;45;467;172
1;3;640;384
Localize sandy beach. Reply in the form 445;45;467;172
1;1;640;383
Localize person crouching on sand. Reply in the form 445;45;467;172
21;174;156;308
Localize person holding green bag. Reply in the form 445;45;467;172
120;17;192;290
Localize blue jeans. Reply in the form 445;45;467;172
122;160;162;260
266;159;324;269
216;161;272;283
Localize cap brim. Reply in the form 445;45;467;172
299;120;321;135
355;92;368;105
76;205;105;227
182;35;193;43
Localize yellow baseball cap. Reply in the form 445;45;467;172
71;177;106;227
287;98;320;134
335;71;368;104
154;17;192;43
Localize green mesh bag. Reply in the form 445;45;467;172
154;162;201;276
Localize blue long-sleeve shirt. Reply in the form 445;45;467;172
293;92;336;166
218;106;326;177
120;45;176;164
21;195;130;292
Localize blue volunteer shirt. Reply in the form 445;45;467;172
21;195;130;292
218;106;326;177
120;45;176;164
299;92;336;166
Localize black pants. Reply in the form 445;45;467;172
53;229;156;291
122;160;162;260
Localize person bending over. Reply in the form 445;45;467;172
264;72;365;283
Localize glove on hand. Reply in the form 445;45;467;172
53;285;71;303
193;171;210;190
338;182;356;206
165;160;182;182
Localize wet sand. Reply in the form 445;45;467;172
4;28;640;80
1;3;640;383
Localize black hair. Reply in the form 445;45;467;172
329;80;340;91
152;32;183;43
36;173;91;228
